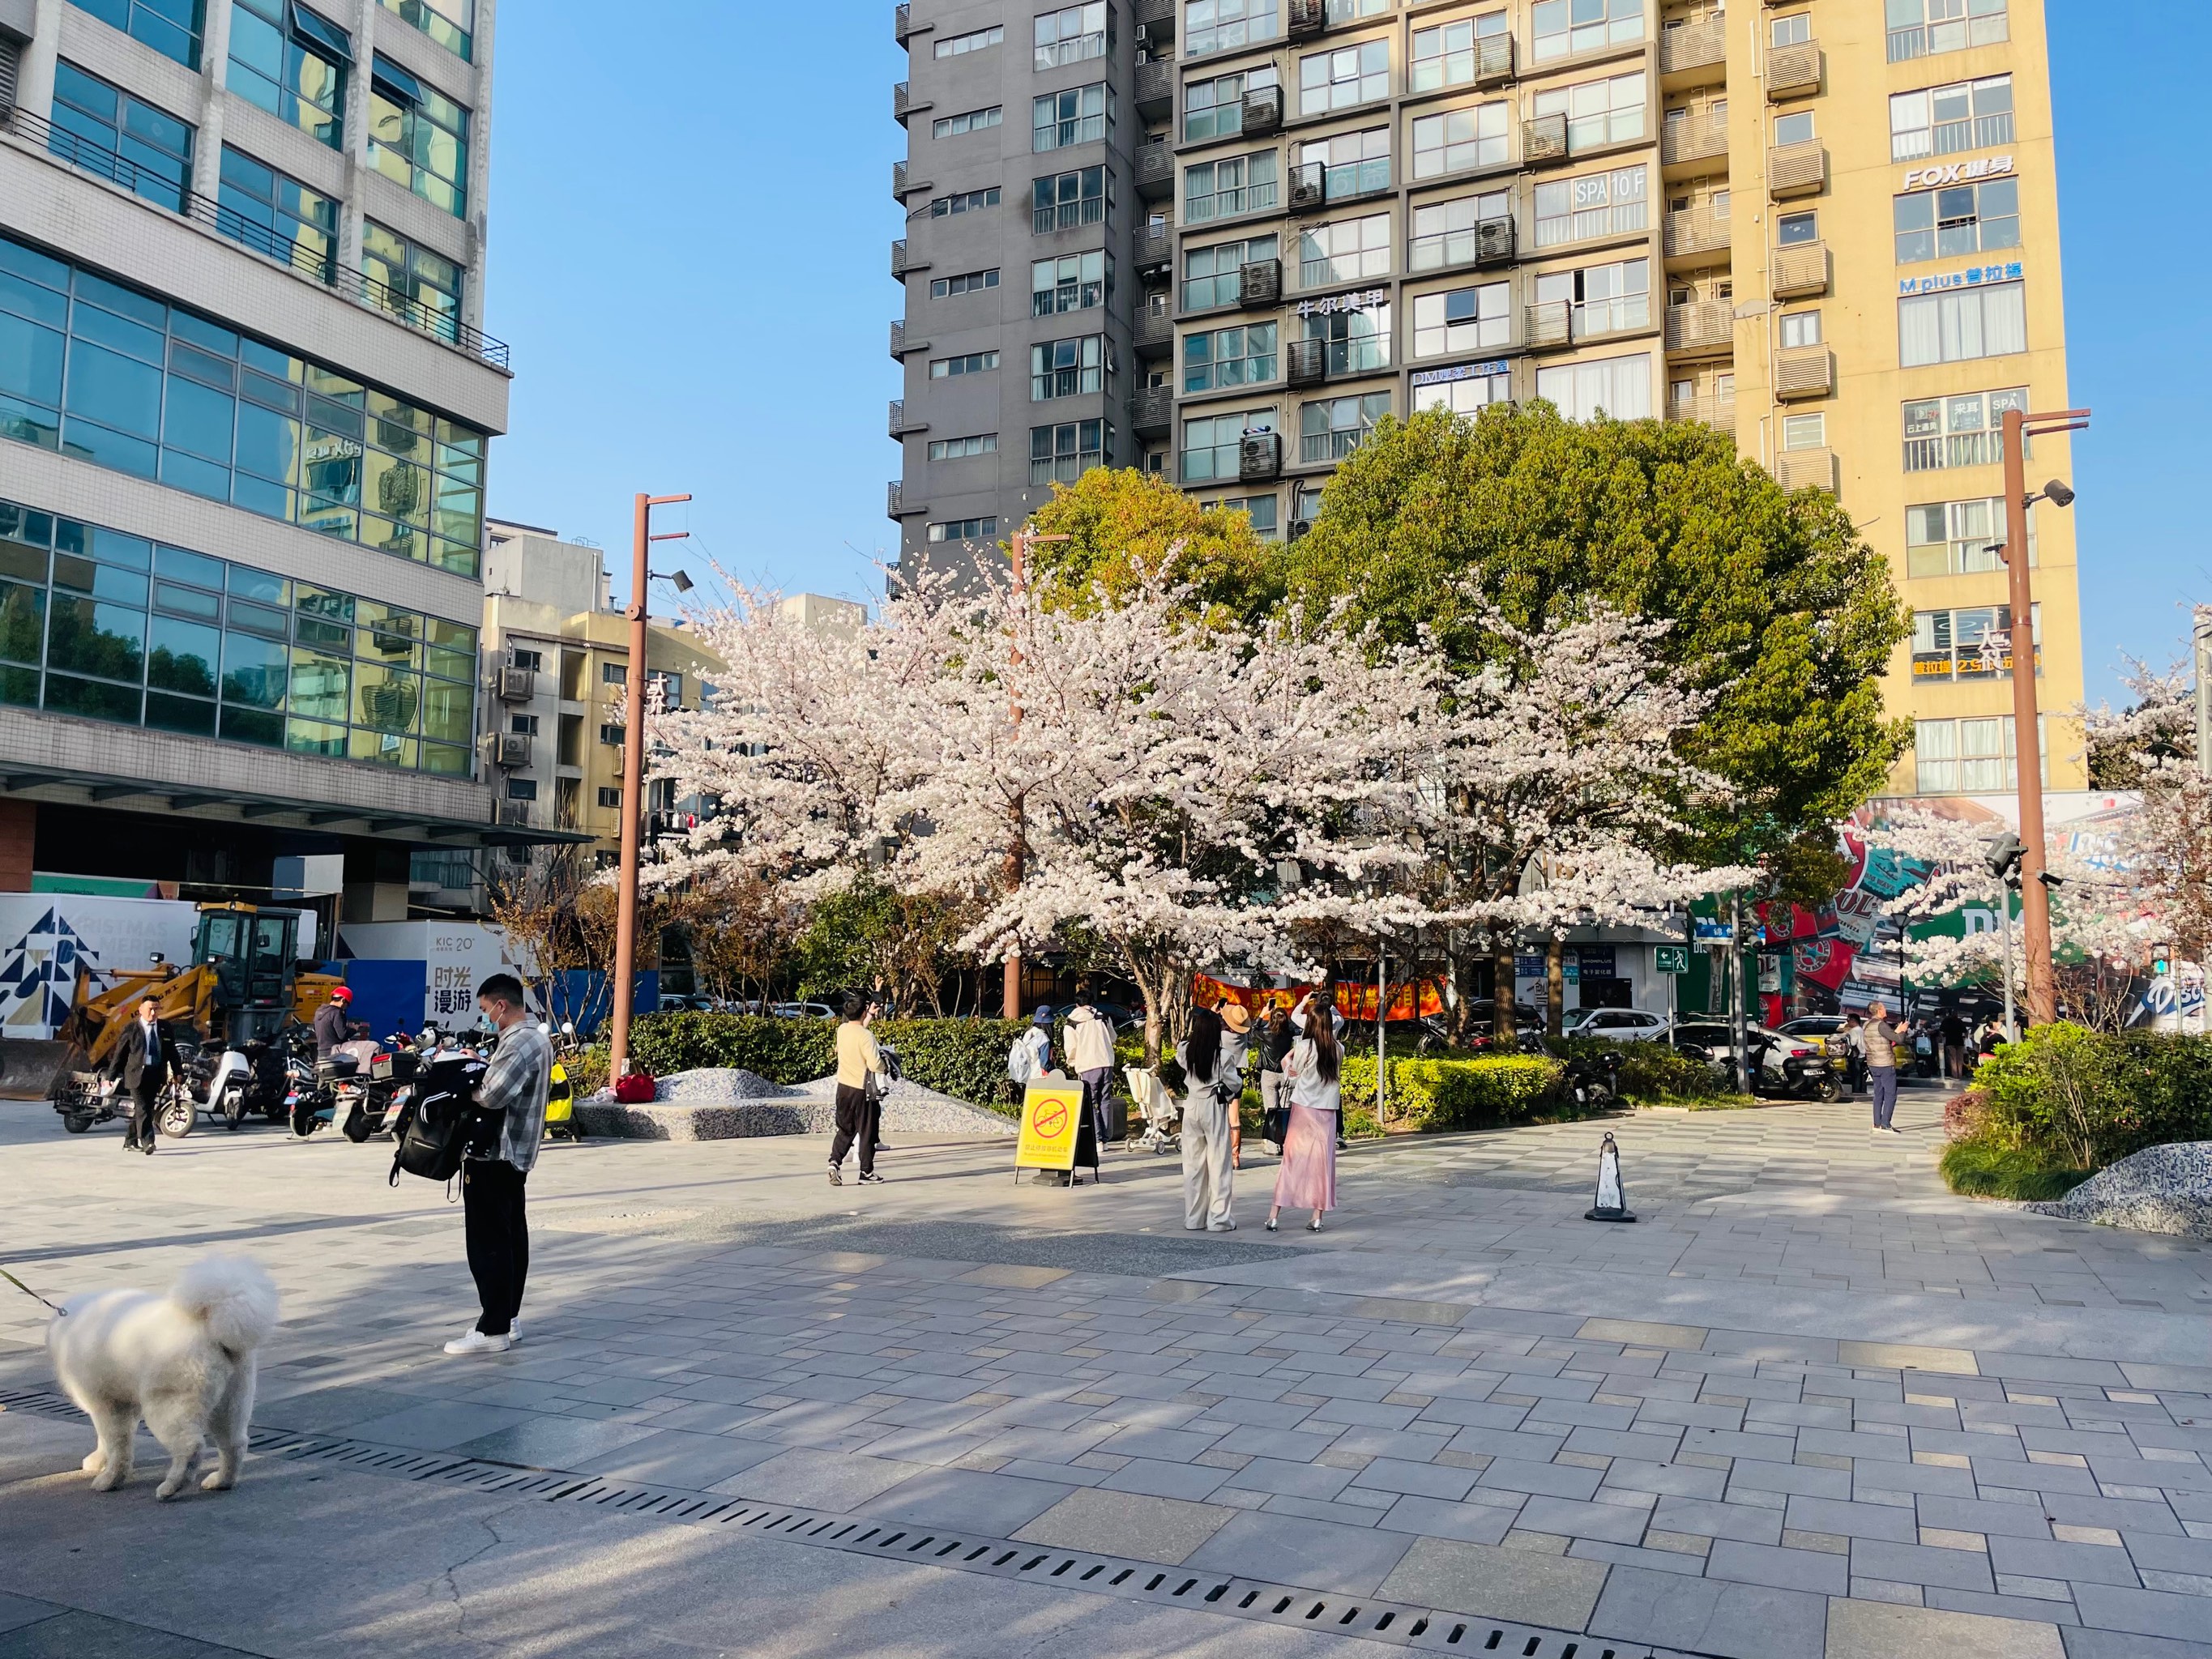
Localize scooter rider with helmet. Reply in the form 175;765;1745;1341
313;987;353;1059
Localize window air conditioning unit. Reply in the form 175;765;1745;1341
1287;0;1325;39
1239;257;1282;306
1241;84;1283;136
494;732;531;768
1475;216;1516;266
1288;165;1325;211
1285;337;1327;388
496;663;533;701
1287;517;1314;543
1238;430;1282;483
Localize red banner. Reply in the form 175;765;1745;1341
1192;974;1443;1021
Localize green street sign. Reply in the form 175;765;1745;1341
1655;945;1690;975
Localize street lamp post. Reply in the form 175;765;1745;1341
1999;406;2087;1029
608;491;692;1083
1001;525;1065;1021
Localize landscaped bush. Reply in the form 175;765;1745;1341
882;1018;1031;1112
623;1012;1036;1109
566;1041;609;1100
1340;1053;1565;1132
1558;1038;1722;1103
1938;1139;2093;1203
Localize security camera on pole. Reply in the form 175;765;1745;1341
1984;831;2023;1043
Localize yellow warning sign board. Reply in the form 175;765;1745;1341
1014;1081;1083;1171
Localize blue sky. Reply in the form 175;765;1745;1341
483;2;2200;704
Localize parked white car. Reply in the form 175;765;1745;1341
1561;1008;1672;1041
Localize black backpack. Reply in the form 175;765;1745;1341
388;1054;489;1186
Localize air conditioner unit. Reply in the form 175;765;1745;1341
1287;518;1314;543
1240;84;1283;136
496;665;533;701
495;732;532;768
1237;431;1282;483
1475;216;1516;266
1285;338;1327;388
497;801;532;829
1288;166;1326;211
1238;257;1282;307
1287;0;1325;38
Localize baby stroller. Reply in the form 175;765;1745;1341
1123;1066;1178;1154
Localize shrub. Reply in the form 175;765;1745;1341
1559;1038;1721;1102
1970;1026;2212;1170
623;1011;1038;1108
1939;1138;2093;1203
879;1017;1031;1110
1341;1054;1565;1132
566;1041;609;1099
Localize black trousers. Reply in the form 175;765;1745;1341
463;1158;529;1335
126;1074;162;1146
831;1084;878;1175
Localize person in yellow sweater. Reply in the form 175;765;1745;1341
830;993;888;1186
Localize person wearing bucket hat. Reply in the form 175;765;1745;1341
1216;1001;1254;1167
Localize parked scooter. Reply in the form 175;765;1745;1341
340;1027;425;1142
1741;1031;1843;1102
1558;1047;1623;1111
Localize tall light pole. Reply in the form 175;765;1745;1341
608;491;691;1081
1001;525;1065;1020
2193;604;2212;778
1999;406;2086;1029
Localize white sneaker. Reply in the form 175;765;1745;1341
442;1328;513;1356
507;1320;522;1344
1210;1219;1238;1232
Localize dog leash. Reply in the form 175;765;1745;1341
0;1266;63;1316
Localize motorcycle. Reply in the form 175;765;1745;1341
1558;1047;1623;1111
340;1027;428;1143
290;1026;378;1138
1742;1033;1843;1102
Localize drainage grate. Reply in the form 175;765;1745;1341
2;1388;1668;1657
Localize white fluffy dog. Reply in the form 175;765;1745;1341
47;1256;280;1500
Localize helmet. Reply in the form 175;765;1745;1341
328;986;352;1003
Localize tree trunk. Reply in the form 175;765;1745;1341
1547;937;1565;1039
1493;936;1517;1048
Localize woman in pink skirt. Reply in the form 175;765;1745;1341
1266;992;1339;1233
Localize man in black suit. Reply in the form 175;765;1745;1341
105;996;173;1156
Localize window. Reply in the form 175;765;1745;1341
1033;167;1109;232
361;221;462;343
215;147;337;277
1300;392;1390;463
1776;210;1818;245
1185;66;1278;142
929;433;998;461
0;232;487;574
1901;386;2026;471
1412;105;1509;183
1781;412;1826;450
1184;151;1278;222
1534;164;1647;248
650;670;683;708
1887;0;2007;63
509;649;542;673
1301;305;1390;375
1913;603;2036;681
1206;495;1279;538
1536;352;1651;419
378;0;472;61
1413;284;1508;357
1180;407;1275;483
228;0;348;149
1032;250;1112;314
1906;495;2030;577
937;23;1004;56
1532;0;1643;62
1298;127;1390;198
1535;72;1645;153
0;493;477;771
1899;276;2026;366
1326;0;1386;19
933;105;1003;139
1409;190;1510;271
368;56;468;218
1536;258;1650;337
1779;309;1821;348
1034;83;1112;151
601;661;627;684
1298;214;1389;287
928;517;1001;542
929;351;1000;377
1186;0;1278;57
1415;364;1513;415
506;778;538;801
1774;109;1816;147
596;786;623;810
1914;715;2043;795
1184;322;1277;391
1030;419;1113;484
1299;40;1390;116
1890;75;2012;161
933;186;1003;218
1182;236;1278;309
66;0;202;69
1035;2;1110;67
1031;335;1108;399
1769;11;1812;46
932;268;1001;298
49;62;193;215
1411;13;1509;92
592;720;621;746
1894;179;2019;264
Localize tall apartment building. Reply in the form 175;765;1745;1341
889;0;2082;800
0;0;558;921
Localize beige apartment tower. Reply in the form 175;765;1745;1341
1121;0;2077;797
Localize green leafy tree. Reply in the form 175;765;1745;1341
1023;467;1286;625
791;878;971;1016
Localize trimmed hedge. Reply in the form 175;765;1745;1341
1963;1026;2212;1171
623;1012;1036;1110
1341;1053;1565;1132
1556;1038;1722;1103
1938;1139;2092;1203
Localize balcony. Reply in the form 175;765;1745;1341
893;159;928;201
1137;139;1175;203
891;237;925;278
1665;300;1734;354
1662;109;1728;168
893;81;922;126
1241;83;1284;137
1659;15;1727;75
1525;301;1572;351
1523;113;1569;165
1767;40;1821;98
1668;392;1737;434
1770;240;1829;299
1136;59;1173;122
893;2;912;45
886;479;909;520
1134;301;1174;357
1775;447;1837;493
1287;0;1326;40
1137;223;1172;275
1664;205;1732;259
890;319;919;360
1131;385;1173;439
1286;338;1328;388
1774;345;1834;400
1767;140;1826;198
1134;0;1175;40
889;398;926;437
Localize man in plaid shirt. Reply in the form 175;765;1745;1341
444;973;553;1357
